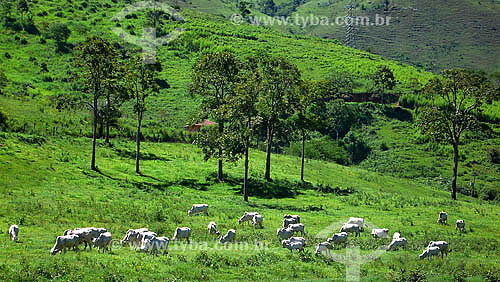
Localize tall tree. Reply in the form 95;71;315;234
74;36;119;171
190;51;240;182
103;63;130;144
419;69;497;200
373;65;395;103
258;56;301;181
290;80;319;182
128;56;161;174
231;55;264;201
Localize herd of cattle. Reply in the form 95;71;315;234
6;206;464;260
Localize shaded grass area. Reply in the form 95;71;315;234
0;133;499;280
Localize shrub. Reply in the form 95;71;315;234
488;148;500;164
286;137;351;165
0;108;8;131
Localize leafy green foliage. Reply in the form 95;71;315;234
373;65;395;102
49;23;71;52
286;137;350;165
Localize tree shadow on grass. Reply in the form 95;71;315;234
127;178;210;193
113;147;172;162
220;174;305;199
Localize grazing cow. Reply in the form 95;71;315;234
427;241;449;258
282;218;298;228
419;246;441;259
281;239;305;253
283;214;300;223
371;228;389;239
387;237;407;251
252;214;263;229
287;223;305;235
50;235;81;255
121;228;150;250
8;225;18;242
92;232;113;253
173;227;191;243
347;217;366;232
456;220;466;232
208;221;221;236
327;232;349;249
315;241;333;255
238;212;259;226
64;227;107;250
437;211;448;225
219;229;236;244
188;204;209;216
277;228;294;241
140;236;169;256
340;223;360;237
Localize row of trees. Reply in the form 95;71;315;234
191;51;364;201
70;37;497;201
191;51;498;201
73;36;160;174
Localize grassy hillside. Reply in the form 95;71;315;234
0;0;434;127
182;0;500;73
1;132;500;281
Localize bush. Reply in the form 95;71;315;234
342;132;371;164
488;148;500;164
286;137;351;165
0;108;8;131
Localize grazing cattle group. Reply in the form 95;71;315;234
7;208;461;261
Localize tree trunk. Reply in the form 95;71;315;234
135;113;142;174
451;143;459;200
91;94;98;171
218;120;224;182
265;122;273;181
243;117;251;202
105;95;110;144
301;129;305;182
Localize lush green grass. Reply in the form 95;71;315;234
183;0;500;74
0;132;499;281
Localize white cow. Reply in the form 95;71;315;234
208;221;221;236
238;212;259;225
283;214;300;223
282;218;299;228
50;235;81;255
121;228;150;249
64;227;107;250
347;217;365;231
456;220;465;232
92;232;112;253
281;239;305;253
371;228;389;239
252;214;263;229
327;232;349;249
8;224;18;242
219;229;236;244
340;223;360;237
393;232;401;240
173;227;191;243
140;236;169;256
387;237;407;251
427;241;449;258
315;241;333;255
276;228;294;240
419;246;441;259
437;211;448;225
287;223;305;235
188;204;209;216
